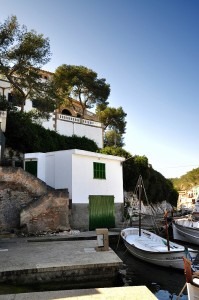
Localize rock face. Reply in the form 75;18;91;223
0;167;70;233
124;191;173;216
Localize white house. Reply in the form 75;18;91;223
0;76;104;148
24;149;125;230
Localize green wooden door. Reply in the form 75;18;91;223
89;195;115;230
25;161;37;177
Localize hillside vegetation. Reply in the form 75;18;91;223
171;168;199;191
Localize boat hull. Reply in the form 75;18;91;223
187;283;199;300
172;220;199;246
121;227;198;269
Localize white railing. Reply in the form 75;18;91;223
58;114;102;128
58;114;81;123
82;119;102;127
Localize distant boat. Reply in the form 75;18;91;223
121;175;199;270
172;217;199;245
172;195;199;246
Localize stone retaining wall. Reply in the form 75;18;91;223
20;190;70;233
0;167;70;233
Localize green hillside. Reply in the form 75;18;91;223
171;168;199;190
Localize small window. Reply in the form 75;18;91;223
93;162;106;179
32;99;39;108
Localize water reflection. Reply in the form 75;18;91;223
155;289;187;300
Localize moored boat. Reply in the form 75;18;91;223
172;218;199;245
187;282;199;300
121;175;199;270
121;227;198;269
180;257;199;300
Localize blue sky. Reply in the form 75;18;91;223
1;0;199;178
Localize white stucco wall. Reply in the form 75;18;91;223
57;119;103;148
23;99;33;112
71;151;124;204
41;114;54;131
53;150;73;197
57;119;75;136
45;153;55;188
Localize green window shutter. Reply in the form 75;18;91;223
93;162;106;179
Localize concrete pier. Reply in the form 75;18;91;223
0;231;157;299
0;286;157;299
0;238;122;286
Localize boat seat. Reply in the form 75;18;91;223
193;275;199;287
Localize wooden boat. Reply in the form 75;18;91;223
178;257;199;300
121;175;199;270
172;218;199;246
121;227;198;269
187;282;199;300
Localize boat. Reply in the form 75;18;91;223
121;175;199;270
178;257;199;300
172;194;199;245
187;282;199;300
121;227;198;269
172;217;199;245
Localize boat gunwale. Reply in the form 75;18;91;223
173;221;199;232
122;238;198;255
173;222;199;240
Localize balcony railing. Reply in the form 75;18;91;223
58;114;102;128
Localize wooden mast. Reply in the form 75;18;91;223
164;210;170;251
138;175;142;236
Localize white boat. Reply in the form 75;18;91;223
187;282;199;300
121;227;198;269
180;257;199;300
121;175;199;269
172;218;199;245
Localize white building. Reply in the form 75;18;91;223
24;149;125;230
0;77;104;148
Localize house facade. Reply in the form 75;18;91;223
24;149;125;230
177;186;199;213
0;76;104;148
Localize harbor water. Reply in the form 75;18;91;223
112;237;199;300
